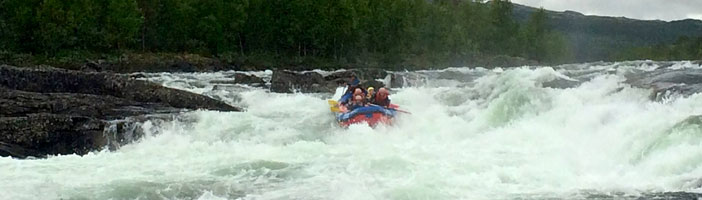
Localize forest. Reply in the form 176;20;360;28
0;0;572;69
614;36;702;61
0;0;698;70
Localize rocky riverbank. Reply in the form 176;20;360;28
2;60;700;159
0;65;240;158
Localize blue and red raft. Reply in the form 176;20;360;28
335;104;397;127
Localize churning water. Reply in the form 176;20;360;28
2;61;702;199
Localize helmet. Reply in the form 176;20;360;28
353;88;363;96
366;87;375;98
377;88;389;99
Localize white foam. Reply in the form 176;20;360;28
2;61;702;199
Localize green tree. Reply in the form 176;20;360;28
104;0;143;49
522;8;548;61
486;0;519;55
34;0;103;52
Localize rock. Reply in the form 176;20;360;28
129;73;148;79
269;69;391;93
0;142;45;159
324;68;388;82
102;115;173;151
0;65;241;158
625;69;702;101
170;61;197;72
352;68;388;81
389;74;405;88
0;114;106;158
270;70;329;93
627;69;702;87
361;80;386;90
542;78;581;89
81;60;103;72
233;73;265;85
649;82;702;101
324;70;354;82
0;65;240;111
209;80;238;85
0;87;178;120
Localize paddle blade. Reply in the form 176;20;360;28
328;100;341;112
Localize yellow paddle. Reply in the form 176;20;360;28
328;100;341;112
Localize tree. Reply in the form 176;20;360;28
486;0;519;55
104;0;143;49
34;0;103;52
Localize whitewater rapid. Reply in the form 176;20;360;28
2;61;702;199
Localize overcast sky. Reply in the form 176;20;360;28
511;0;702;21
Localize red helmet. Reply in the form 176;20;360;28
377;88;389;99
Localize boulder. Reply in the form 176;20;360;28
542;78;582;89
324;68;388;83
629;69;702;87
268;69;394;93
0;114;105;158
649;82;702;101
232;73;265;85
170;61;197;72
361;80;386;90
270;70;329;93
0;87;178;120
625;69;702;101
0;65;240;111
389;74;405;88
0;65;241;158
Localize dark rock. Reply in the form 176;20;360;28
0;87;178;119
649;82;702;101
361;80;386;90
542;77;581;89
0;114;106;158
171;61;197;72
102;115;173;151
477;55;538;68
209;80;238;85
0;142;45;159
389;74;405;88
352;68;388;81
270;70;329;93
628;69;702;87
0;65;240;111
0;65;241;158
81;60;103;72
269;69;391;93
324;68;388;83
129;73;148;79
233;73;265;85
324;70;354;82
625;69;702;101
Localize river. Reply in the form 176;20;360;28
2;61;702;199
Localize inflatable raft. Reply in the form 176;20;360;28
334;104;397;127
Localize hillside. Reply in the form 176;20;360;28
512;4;702;62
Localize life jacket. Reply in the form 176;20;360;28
372;96;390;107
340;85;366;105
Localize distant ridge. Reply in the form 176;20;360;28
511;3;702;62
